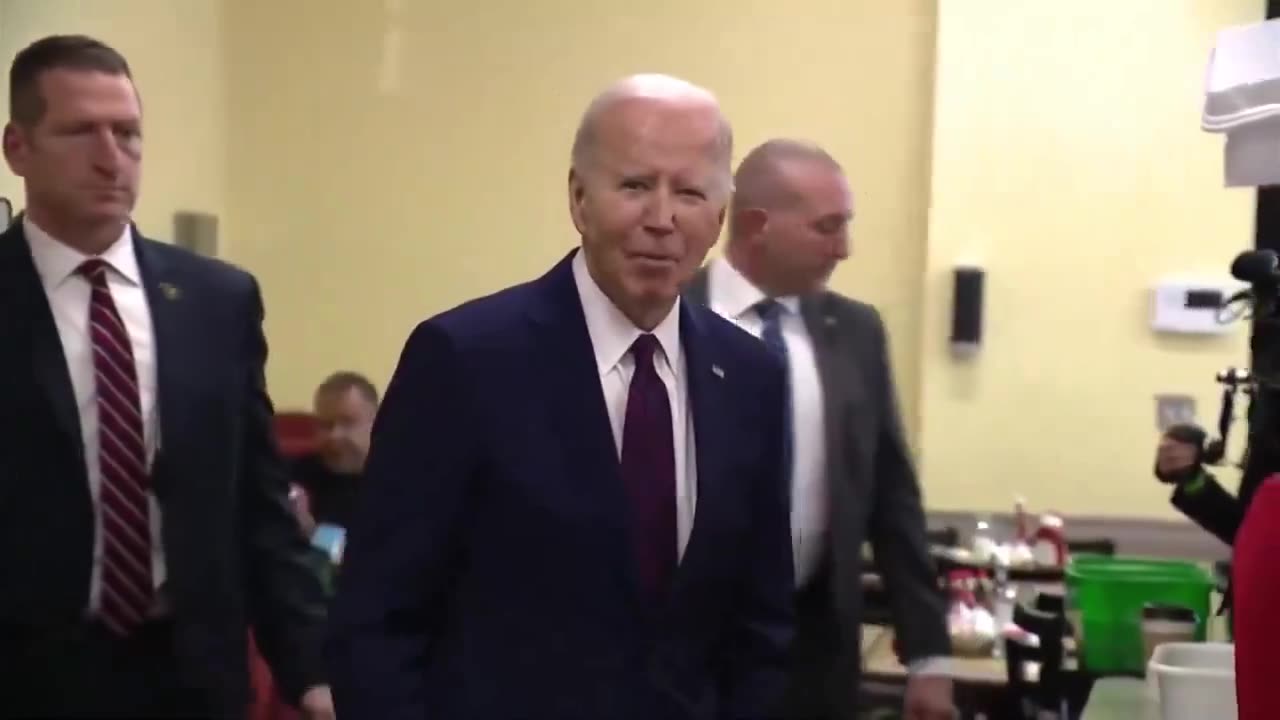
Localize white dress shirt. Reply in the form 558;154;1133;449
25;218;166;613
571;249;698;559
707;256;948;676
706;257;828;586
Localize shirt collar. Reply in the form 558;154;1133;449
571;248;681;375
707;256;800;320
24;216;139;290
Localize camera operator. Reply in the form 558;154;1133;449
1154;423;1243;547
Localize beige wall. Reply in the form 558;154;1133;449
917;0;1260;516
221;0;936;427
0;0;226;239
0;1;1265;516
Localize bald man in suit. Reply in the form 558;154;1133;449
686;139;952;720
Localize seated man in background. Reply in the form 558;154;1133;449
291;371;378;533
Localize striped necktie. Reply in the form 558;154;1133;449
79;259;153;635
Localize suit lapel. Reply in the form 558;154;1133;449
669;302;729;596
0;221;83;453
526;253;643;605
132;234;185;496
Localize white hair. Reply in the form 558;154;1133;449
570;73;734;198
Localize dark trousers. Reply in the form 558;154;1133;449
780;570;855;720
1;618;227;719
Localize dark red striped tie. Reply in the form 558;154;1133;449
79;259;153;635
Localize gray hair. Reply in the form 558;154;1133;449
570;74;734;198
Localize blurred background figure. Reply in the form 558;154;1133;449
290;371;378;532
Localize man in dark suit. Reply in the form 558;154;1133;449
0;35;332;719
326;74;794;720
686;139;953;720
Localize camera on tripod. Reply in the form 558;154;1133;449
1197;248;1280;474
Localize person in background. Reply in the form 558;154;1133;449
326;73;794;720
686;138;953;720
1156;423;1245;547
0;35;332;718
291;371;378;533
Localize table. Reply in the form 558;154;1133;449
1080;678;1147;719
862;626;1028;685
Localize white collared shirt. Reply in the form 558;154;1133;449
25;217;166;613
571;249;697;558
706;257;828;586
707;256;949;676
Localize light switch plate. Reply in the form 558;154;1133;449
173;211;218;257
1155;394;1197;430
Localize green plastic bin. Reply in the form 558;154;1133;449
1064;555;1214;674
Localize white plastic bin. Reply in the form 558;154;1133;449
1202;18;1280;185
1145;642;1236;720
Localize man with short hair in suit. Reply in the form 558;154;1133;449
0;35;332;719
326;74;795;720
686;139;953;720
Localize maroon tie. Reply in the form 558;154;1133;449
79;259;153;635
619;334;677;603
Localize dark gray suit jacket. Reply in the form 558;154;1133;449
686;267;949;717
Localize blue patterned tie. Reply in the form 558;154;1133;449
619;334;677;602
755;300;793;480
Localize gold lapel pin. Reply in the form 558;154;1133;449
159;282;181;300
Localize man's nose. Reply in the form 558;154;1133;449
831;233;850;260
89;128;124;175
642;189;676;234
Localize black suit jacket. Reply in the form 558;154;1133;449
687;270;949;718
0;220;327;716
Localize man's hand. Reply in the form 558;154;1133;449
300;685;335;720
1155;424;1206;484
903;674;954;720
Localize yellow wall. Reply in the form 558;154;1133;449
221;0;936;422
917;0;1260;516
1;0;1265;517
0;0;226;238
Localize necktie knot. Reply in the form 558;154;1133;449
754;298;784;324
78;258;110;286
631;333;661;369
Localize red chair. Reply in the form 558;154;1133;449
247;632;301;720
274;411;320;459
249;412;319;719
1233;473;1280;719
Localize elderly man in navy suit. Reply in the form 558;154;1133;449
326;74;795;720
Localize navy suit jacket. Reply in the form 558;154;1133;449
327;250;794;720
0;220;327;717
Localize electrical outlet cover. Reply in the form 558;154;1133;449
1155;394;1197;431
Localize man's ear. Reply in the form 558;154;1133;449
567;168;588;235
733;207;768;242
2;122;28;176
